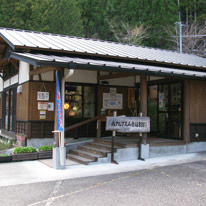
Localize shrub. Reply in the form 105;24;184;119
38;145;53;152
13;146;36;154
0;154;10;157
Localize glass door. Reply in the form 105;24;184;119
147;81;183;139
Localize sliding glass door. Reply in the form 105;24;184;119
148;81;183;139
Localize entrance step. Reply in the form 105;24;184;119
66;138;127;165
70;149;103;161
85;142;116;151
66;154;94;165
94;139;126;148
78;145;109;156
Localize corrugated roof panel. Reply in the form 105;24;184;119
1;28;206;69
10;52;206;79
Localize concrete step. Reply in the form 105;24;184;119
150;141;186;147
94;139;126;148
70;149;103;161
66;154;94;165
78;145;109;156
85;142;118;151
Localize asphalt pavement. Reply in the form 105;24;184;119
0;160;206;206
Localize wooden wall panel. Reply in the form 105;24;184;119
16;82;29;121
189;80;206;123
28;81;55;121
0;92;2;119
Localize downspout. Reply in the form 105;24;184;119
60;68;74;168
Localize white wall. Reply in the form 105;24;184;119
19;61;30;84
65;69;97;84
0;76;3;92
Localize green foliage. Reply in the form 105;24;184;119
0;154;11;157
13;146;37;154
0;0;205;50
38;145;53;152
0;0;83;36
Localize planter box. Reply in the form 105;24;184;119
38;150;52;159
0;156;12;163
12;152;38;161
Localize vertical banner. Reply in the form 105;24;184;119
56;71;63;131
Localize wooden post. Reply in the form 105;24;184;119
140;74;147;145
183;79;190;143
97;119;101;138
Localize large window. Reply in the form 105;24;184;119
148;81;183;139
3;87;16;132
65;84;96;119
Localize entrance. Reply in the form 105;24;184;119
148;81;183;139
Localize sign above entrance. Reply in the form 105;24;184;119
106;116;150;133
37;92;49;101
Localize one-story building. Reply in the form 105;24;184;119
0;28;206;163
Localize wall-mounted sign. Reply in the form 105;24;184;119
48;102;54;111
40;110;46;119
106;116;150;133
38;102;48;110
103;93;123;109
37;92;49;101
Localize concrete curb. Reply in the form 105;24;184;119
0;152;206;187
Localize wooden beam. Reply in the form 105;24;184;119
183;79;190;143
140;74;147;144
97;73;136;81
29;65;34;80
10;60;19;71
30;66;59;76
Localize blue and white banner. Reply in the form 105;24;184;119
56;71;63;131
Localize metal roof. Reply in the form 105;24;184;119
1;28;206;70
10;52;206;80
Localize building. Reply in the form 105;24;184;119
0;28;206;161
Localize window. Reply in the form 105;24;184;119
3;87;16;131
65;84;96;119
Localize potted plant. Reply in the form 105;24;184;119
12;146;38;161
16;133;27;147
0;154;12;163
38;145;53;159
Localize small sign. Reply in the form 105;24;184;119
37;92;49;101
106;116;150;133
40;110;46;119
38;102;48;110
48;102;54;111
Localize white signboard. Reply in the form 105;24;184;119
38;102;48;110
37;92;49;101
103;93;123;109
48;102;54;111
106;116;150;133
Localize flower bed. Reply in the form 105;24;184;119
12;146;38;161
0;154;12;163
38;145;53;159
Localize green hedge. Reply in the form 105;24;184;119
13;146;37;154
38;145;53;152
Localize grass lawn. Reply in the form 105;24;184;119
0;142;11;151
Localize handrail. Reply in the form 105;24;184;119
65;115;106;132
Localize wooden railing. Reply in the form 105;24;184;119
65;115;106;138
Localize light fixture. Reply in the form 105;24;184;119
64;103;70;110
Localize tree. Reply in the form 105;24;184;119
170;23;206;57
0;0;83;36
